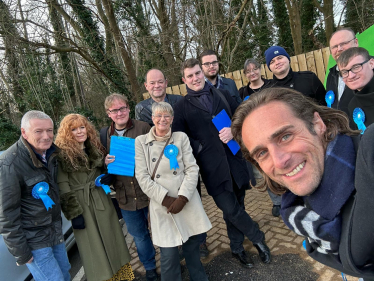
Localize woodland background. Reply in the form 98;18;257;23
0;0;373;149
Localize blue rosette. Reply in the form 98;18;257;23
353;108;366;134
32;182;55;211
95;174;111;194
243;96;250;101
325;90;335;108
164;144;179;170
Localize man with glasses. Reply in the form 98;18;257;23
135;69;182;126
100;94;159;281
337;47;374;129
326;28;358;115
199;50;242;104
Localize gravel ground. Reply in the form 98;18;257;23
134;252;319;281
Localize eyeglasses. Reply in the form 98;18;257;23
245;67;259;74
330;38;356;51
339;59;370;78
202;61;219;67
108;106;128;114
153;115;172;120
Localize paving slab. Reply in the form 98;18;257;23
129;187;359;281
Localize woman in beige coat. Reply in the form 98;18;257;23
135;102;212;281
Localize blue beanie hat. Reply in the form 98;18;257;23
265;46;290;70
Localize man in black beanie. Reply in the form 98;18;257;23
264;46;326;105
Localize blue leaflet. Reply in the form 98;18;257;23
108;136;135;176
212;109;240;155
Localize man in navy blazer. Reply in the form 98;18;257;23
199;50;242;104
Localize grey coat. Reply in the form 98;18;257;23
135;131;211;247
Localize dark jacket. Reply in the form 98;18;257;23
135;94;182;126
306;128;374;279
102;119;151;211
348;75;374;130
0;138;63;265
238;79;271;100
172;87;250;197
325;65;354;116
219;77;242;104
269;68;326;105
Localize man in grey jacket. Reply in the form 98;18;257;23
135;69;182;126
199;50;242;104
0;110;70;281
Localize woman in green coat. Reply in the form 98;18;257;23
55;114;134;281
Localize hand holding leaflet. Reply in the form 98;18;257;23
212;109;240;155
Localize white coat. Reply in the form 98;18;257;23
135;131;212;247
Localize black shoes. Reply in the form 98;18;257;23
272;205;281;217
146;269;159;281
199;243;209;258
254;240;271;264
232;251;254;268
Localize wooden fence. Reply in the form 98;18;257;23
143;46;332;99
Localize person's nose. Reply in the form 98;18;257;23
269;146;291;170
347;69;356;79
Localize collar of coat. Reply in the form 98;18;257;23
58;141;103;173
20;137;59;168
109;119;134;136
144;130;175;145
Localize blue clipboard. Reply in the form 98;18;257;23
108;136;135;176
212;109;241;155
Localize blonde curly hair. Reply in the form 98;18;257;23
55;114;104;170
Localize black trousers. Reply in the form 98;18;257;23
212;177;264;253
160;235;208;281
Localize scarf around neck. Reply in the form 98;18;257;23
280;134;356;254
186;83;213;113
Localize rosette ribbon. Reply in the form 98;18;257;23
164;144;179;170
353;108;366;134
243;96;250;101
325;90;335;108
95;174;111;194
32;182;55;211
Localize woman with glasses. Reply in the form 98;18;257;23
239;58;271;100
135;102;212;281
55;114;134;281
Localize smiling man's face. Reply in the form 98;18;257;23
241;101;326;196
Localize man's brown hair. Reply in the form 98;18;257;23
180;58;201;77
104;93;128;111
231;87;359;195
336;47;370;68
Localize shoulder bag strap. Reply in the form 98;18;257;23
151;136;172;180
212;87;232;117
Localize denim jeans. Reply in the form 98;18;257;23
160;235;208;281
26;243;71;281
267;189;282;205
121;207;156;270
213;178;264;253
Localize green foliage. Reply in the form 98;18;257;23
272;0;294;55
301;0;317;52
0;117;20;151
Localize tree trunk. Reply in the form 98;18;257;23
284;0;303;55
101;0;142;102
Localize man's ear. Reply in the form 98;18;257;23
313;112;326;136
144;82;148;90
182;77;186;84
368;58;374;70
21;128;28;140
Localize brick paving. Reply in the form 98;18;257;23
127;187;359;281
